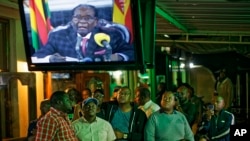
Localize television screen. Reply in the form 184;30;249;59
18;0;143;71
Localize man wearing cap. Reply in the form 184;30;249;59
72;97;116;141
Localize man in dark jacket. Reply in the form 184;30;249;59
176;85;197;126
105;86;147;141
32;4;134;63
206;96;234;141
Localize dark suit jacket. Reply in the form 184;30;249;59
208;110;233;141
33;23;134;61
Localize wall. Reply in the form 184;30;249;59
0;1;44;138
189;66;216;103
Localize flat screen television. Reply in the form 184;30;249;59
18;0;144;71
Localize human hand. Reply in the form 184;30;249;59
31;128;37;135
74;104;82;112
49;53;66;62
175;105;184;113
73;104;84;120
205;109;214;120
114;129;124;139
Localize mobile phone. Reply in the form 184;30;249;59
207;104;214;110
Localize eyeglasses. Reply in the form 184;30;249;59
73;15;96;22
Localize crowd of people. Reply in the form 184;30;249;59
26;78;235;141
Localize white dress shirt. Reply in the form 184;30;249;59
139;100;160;118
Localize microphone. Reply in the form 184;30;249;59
75;36;93;62
94;33;112;61
94;33;111;49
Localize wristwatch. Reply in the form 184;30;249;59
123;133;128;139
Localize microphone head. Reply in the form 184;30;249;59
94;33;110;47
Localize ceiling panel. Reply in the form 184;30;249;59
155;0;250;59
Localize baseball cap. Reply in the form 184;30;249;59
82;97;98;108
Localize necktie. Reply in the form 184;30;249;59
75;36;83;60
81;38;88;56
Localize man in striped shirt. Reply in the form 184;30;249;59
35;91;78;141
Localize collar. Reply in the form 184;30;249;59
80;116;98;123
141;100;153;110
159;108;177;114
215;109;225;116
50;107;68;119
78;32;92;39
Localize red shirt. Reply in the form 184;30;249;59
35;107;78;141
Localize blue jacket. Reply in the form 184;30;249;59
208;110;233;141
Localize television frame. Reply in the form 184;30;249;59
18;0;144;71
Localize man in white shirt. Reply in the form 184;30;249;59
134;87;160;118
72;97;116;141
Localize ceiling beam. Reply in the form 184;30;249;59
156;39;250;44
155;6;188;33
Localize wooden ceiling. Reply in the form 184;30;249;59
155;0;250;58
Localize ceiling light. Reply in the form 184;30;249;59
164;34;169;38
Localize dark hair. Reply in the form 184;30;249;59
178;83;195;97
121;86;131;91
94;88;104;95
113;86;122;92
67;88;83;103
158;82;166;90
82;88;92;96
72;4;98;18
50;91;67;107
137;87;151;98
120;86;131;94
40;99;50;108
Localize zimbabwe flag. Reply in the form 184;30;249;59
29;0;52;51
112;0;133;43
